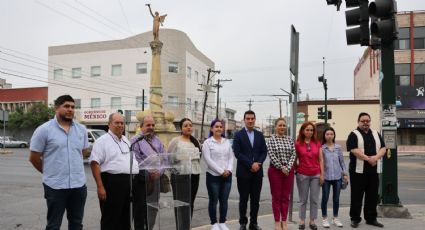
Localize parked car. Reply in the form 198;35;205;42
0;136;29;148
84;129;107;160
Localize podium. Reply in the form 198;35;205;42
141;151;194;230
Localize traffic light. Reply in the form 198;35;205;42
345;0;370;46
318;107;326;119
326;0;342;10
369;0;398;47
327;110;332;120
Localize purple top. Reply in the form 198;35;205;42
322;143;347;180
130;133;166;171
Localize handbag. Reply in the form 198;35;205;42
160;174;171;193
145;139;171;193
339;155;348;190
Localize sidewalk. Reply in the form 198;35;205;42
193;204;425;230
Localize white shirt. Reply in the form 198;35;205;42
89;130;139;174
202;137;234;176
167;137;201;175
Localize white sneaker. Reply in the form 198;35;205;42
322;218;330;228
333;217;343;227
219;223;230;230
211;223;220;230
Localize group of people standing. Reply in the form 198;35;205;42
29;94;386;230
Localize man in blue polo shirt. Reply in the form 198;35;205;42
29;95;89;230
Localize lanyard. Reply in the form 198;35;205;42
108;133;130;154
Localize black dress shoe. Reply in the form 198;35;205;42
350;221;360;228
249;223;262;230
239;224;247;230
309;223;318;230
366;220;384;228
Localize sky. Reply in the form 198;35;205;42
1;0;424;123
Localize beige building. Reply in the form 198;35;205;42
48;29;223;139
354;11;425;151
297;100;380;151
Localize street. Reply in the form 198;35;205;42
1;148;424;229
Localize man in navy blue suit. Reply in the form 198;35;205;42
233;110;268;230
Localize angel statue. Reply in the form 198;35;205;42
146;4;167;41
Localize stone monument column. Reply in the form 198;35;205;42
149;40;166;130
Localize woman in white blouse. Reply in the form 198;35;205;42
202;119;234;230
168;118;201;230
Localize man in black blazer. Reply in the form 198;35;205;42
233;110;267;230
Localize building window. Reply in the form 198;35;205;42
72;68;82;78
136;63;147;74
187;67;192;79
91;66;101;77
168;96;179;107
396;39;410;50
414;27;425;39
168;62;178;73
195;71;199;83
111;64;122;76
111;97;121;109
414;38;425;49
53;69;63;80
136;96;147;108
194;100;199;111
415;75;425;87
74;99;81;109
395;64;410;76
187;98;192;110
202;75;206;84
91;98;101;108
398;75;410;86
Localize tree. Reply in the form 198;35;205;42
7;103;54;129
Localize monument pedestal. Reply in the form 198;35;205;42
378;204;412;219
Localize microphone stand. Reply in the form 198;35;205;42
129;135;144;230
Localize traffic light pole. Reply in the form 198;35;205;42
377;38;411;218
379;42;399;204
318;57;328;125
323;58;328;125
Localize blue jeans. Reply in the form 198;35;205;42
206;172;232;224
43;184;87;230
321;179;342;218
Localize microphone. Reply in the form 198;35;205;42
130;134;145;151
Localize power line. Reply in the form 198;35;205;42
0;58;141;98
0;50;147;92
74;0;132;34
35;0;115;39
0;70;139;99
116;0;133;34
61;1;131;36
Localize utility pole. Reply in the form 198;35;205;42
142;89;145;111
279;98;282;117
214;78;232;119
253;94;290;118
247;99;253;110
199;68;220;141
318;57;328;125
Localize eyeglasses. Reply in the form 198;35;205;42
359;120;371;123
109;133;130;154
